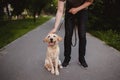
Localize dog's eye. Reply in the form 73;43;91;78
53;35;56;37
48;36;50;38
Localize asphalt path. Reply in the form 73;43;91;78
0;18;120;80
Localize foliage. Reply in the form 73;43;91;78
43;0;57;15
0;16;51;48
88;0;120;32
10;0;27;16
89;30;120;51
0;0;52;20
0;1;4;20
88;0;120;51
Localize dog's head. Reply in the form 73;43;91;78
43;33;62;46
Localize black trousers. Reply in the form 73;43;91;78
64;7;88;60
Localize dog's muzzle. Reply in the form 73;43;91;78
50;38;53;43
49;38;56;46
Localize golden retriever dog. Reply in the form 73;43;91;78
43;33;63;75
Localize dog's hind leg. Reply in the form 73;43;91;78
58;60;63;69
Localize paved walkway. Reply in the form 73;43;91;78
0;18;120;80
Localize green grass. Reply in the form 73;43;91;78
89;30;120;51
0;15;52;48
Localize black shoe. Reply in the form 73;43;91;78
62;58;70;67
62;62;69;67
79;57;88;68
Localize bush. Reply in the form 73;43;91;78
89;30;120;51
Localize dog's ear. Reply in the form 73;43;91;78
57;36;62;42
43;37;48;43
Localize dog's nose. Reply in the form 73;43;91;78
50;38;53;42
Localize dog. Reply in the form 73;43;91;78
43;33;63;75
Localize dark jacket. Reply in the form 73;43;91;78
59;0;86;7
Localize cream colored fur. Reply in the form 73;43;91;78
43;33;62;75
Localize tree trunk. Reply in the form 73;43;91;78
33;11;36;23
6;3;11;20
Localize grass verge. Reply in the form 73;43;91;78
0;15;52;48
89;30;120;51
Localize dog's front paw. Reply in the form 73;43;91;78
60;65;63;69
47;68;51;72
51;69;55;74
55;71;59;75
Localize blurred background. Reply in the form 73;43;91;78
0;0;120;51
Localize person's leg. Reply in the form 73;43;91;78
76;9;88;68
62;13;75;67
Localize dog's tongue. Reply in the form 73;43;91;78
49;42;54;46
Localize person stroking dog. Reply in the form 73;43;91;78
43;33;63;75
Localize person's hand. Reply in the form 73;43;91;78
49;28;57;34
69;7;80;14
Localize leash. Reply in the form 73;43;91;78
71;27;77;47
57;18;77;47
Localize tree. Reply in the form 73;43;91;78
89;0;120;31
0;0;4;20
10;0;27;16
28;0;52;22
43;0;57;15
